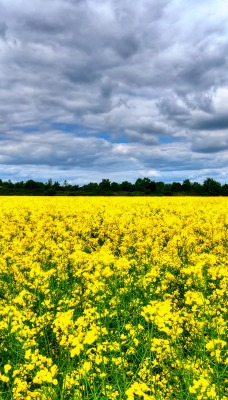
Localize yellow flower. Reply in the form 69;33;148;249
4;364;12;374
0;373;9;383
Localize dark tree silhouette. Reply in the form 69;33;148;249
203;178;221;196
0;176;226;196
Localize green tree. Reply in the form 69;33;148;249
110;182;120;192
171;182;182;193
99;179;111;192
203;178;221;196
135;178;156;194
46;178;53;187
24;179;41;189
182;179;192;193
155;181;165;195
192;182;203;195
120;181;133;192
221;183;228;196
83;182;99;193
53;181;60;189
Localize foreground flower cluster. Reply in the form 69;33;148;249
0;197;227;399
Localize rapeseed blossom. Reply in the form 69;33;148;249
0;197;227;399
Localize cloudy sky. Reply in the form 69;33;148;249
1;0;228;184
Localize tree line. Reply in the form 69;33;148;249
0;177;227;196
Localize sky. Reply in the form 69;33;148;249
0;0;228;185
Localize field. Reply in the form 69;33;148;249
0;197;227;400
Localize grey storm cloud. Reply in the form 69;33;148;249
0;20;7;40
0;0;228;184
190;115;228;131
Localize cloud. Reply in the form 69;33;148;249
0;20;7;40
186;88;228;131
0;0;228;183
191;132;228;153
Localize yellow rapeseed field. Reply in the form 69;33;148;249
0;197;227;400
